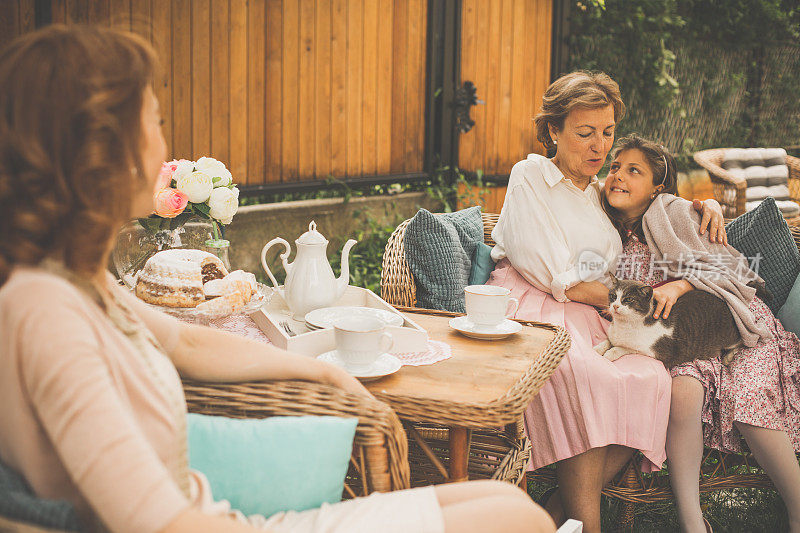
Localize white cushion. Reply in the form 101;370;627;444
762;148;787;166
765;164;789;186
721;147;786;170
746;184;790;201
743;148;765;167
744;165;769;187
722;148;747;169
746;199;800;217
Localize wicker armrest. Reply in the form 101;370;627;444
693;149;747;188
182;379;410;494
694;148;747;217
788;155;800;206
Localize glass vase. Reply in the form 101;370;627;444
203;238;232;271
112;216;216;288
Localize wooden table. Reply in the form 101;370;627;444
365;308;570;483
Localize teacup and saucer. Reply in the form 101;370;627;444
316;316;402;380
449;285;522;340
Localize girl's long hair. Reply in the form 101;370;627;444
601;134;679;242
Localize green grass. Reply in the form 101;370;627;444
525;478;789;532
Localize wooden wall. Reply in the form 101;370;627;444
0;1;36;47
1;0;428;188
458;0;552;176
0;0;555;188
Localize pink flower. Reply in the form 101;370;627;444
153;187;189;218
155;159;194;193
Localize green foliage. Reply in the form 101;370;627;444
569;0;800;173
319;167;483;293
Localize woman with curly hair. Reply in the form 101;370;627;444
0;25;552;533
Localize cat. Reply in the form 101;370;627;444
593;276;743;369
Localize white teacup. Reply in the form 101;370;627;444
333;316;394;371
464;285;519;327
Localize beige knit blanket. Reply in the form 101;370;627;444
642;194;771;347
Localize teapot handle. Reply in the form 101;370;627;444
260;237;291;291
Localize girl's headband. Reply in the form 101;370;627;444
659;153;668;186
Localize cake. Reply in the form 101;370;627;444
135;249;228;307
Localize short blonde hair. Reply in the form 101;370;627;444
533;71;626;152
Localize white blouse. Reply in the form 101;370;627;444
491;153;622;302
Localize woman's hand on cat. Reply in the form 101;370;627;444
693;198;728;245
652;280;694;319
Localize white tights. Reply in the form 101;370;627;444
667;375;800;533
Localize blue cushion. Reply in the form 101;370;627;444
778;272;800;337
0;458;82;532
726;197;800;312
468;242;496;285
404;206;484;312
188;414;357;518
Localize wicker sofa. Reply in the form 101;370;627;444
693;148;800;223
381;211;800;529
1;379;410;532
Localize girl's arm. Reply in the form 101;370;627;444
652;279;694;319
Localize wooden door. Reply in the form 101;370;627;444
457;0;553;178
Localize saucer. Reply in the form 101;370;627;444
448;316;522;340
317;350;403;381
305;306;404;330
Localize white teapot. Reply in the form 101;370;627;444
261;221;357;318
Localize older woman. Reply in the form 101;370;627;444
488;71;725;532
0;25;553;533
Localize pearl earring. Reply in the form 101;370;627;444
553;140;558;145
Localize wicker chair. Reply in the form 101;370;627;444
381;211;800;528
1;380;410;533
380;212;534;488
693;148;800;224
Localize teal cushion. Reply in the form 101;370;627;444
468;242;496;285
188;414;357;518
726;197;800;312
404;206;484;312
778;272;800;337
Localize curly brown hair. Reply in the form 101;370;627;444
601;134;679;242
533;71;626;155
0;24;158;286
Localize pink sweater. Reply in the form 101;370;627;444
0;268;192;533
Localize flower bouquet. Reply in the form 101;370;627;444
140;156;240;240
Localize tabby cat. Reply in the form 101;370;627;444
593;277;742;368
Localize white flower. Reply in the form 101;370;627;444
176;170;213;203
173;159;195;182
208;186;239;225
196;156;233;187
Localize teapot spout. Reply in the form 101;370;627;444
336;239;358;296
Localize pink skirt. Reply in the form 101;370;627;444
488;260;671;472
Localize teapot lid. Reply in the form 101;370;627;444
296;221;328;245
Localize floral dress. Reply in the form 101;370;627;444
619;234;800;453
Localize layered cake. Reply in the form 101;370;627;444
135;249;228;307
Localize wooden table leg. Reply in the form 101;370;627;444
448;427;472;482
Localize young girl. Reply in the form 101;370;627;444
601;134;800;533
